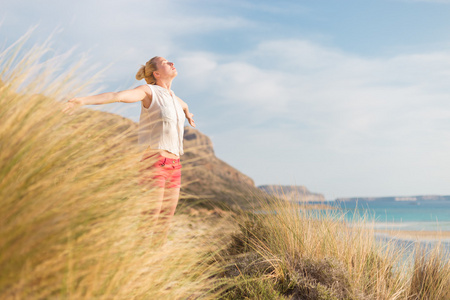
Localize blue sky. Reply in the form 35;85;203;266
2;0;450;199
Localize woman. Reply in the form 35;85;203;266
63;56;195;245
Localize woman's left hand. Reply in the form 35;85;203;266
186;112;195;127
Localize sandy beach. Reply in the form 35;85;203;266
375;229;450;242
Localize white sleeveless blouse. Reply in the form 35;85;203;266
138;84;185;156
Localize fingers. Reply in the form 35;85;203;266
62;98;82;115
61;103;70;114
62;103;72;114
62;102;76;115
187;113;195;127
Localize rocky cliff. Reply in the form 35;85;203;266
181;127;267;208
258;185;325;202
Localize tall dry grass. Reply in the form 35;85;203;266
0;32;222;299
218;195;450;299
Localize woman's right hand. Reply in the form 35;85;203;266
62;97;84;115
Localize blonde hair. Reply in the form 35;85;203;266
136;56;160;84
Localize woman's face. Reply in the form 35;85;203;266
154;57;177;79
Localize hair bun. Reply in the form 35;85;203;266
135;65;146;80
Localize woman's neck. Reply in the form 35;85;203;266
156;78;173;91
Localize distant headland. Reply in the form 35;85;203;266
336;195;450;202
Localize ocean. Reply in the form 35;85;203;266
329;199;450;232
324;199;450;255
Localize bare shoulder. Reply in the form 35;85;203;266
136;84;152;101
175;95;186;104
175;96;188;110
135;84;152;95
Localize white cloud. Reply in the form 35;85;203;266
178;38;450;143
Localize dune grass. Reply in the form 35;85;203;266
2;32;450;299
215;196;450;299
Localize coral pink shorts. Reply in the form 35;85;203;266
139;154;182;189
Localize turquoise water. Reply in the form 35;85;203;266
322;199;450;253
328;200;450;232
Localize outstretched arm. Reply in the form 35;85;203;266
62;85;150;115
176;96;195;128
